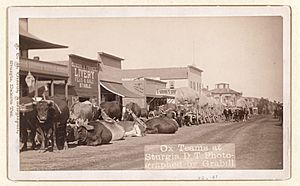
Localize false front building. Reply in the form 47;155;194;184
122;65;203;105
97;52;142;106
122;77;172;110
66;52;141;107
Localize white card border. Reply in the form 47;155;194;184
7;6;291;181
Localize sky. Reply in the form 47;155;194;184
28;17;283;102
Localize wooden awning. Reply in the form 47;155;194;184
19;28;68;50
100;81;142;98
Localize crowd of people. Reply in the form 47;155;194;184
223;107;252;122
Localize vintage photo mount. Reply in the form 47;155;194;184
7;6;291;181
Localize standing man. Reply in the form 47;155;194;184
223;107;229;122
228;107;232;122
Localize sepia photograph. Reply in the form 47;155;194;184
7;6;291;180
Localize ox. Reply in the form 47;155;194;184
140;108;148;119
20;97;40;151
122;102;141;121
145;117;179;134
35;98;69;151
67;121;112;146
100;101;122;121
70;101;99;122
118;107;147;137
99;120;125;141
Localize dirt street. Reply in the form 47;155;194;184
20;115;283;170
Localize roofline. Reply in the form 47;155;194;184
144;77;167;84
187;65;203;72
123;77;167;84
98;52;124;61
20;35;68;49
215;82;230;85
210;91;242;95
124;65;203;72
210;91;242;94
124;66;189;72
210;87;242;94
69;54;100;64
19;28;68;49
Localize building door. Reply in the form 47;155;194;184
79;97;90;102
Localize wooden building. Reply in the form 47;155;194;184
210;83;242;106
123;77;173;110
68;54;100;105
98;52;142;106
19;18;69;99
122;65;203;104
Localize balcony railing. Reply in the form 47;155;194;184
20;58;69;79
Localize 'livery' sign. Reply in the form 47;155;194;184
70;56;99;97
72;63;98;89
72;62;97;89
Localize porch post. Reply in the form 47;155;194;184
34;76;38;98
98;81;101;105
65;80;68;100
50;80;54;97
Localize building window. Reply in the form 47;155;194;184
190;81;192;88
193;82;196;90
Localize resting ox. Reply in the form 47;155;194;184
145;117;179;134
67;121;112;146
100;120;125;141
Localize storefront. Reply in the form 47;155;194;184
145;95;169;111
19;19;69;99
122;77;174;110
98;52;141;106
100;81;143;105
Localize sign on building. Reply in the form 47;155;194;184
71;62;97;89
69;55;99;98
133;82;144;94
169;80;175;89
156;88;176;96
